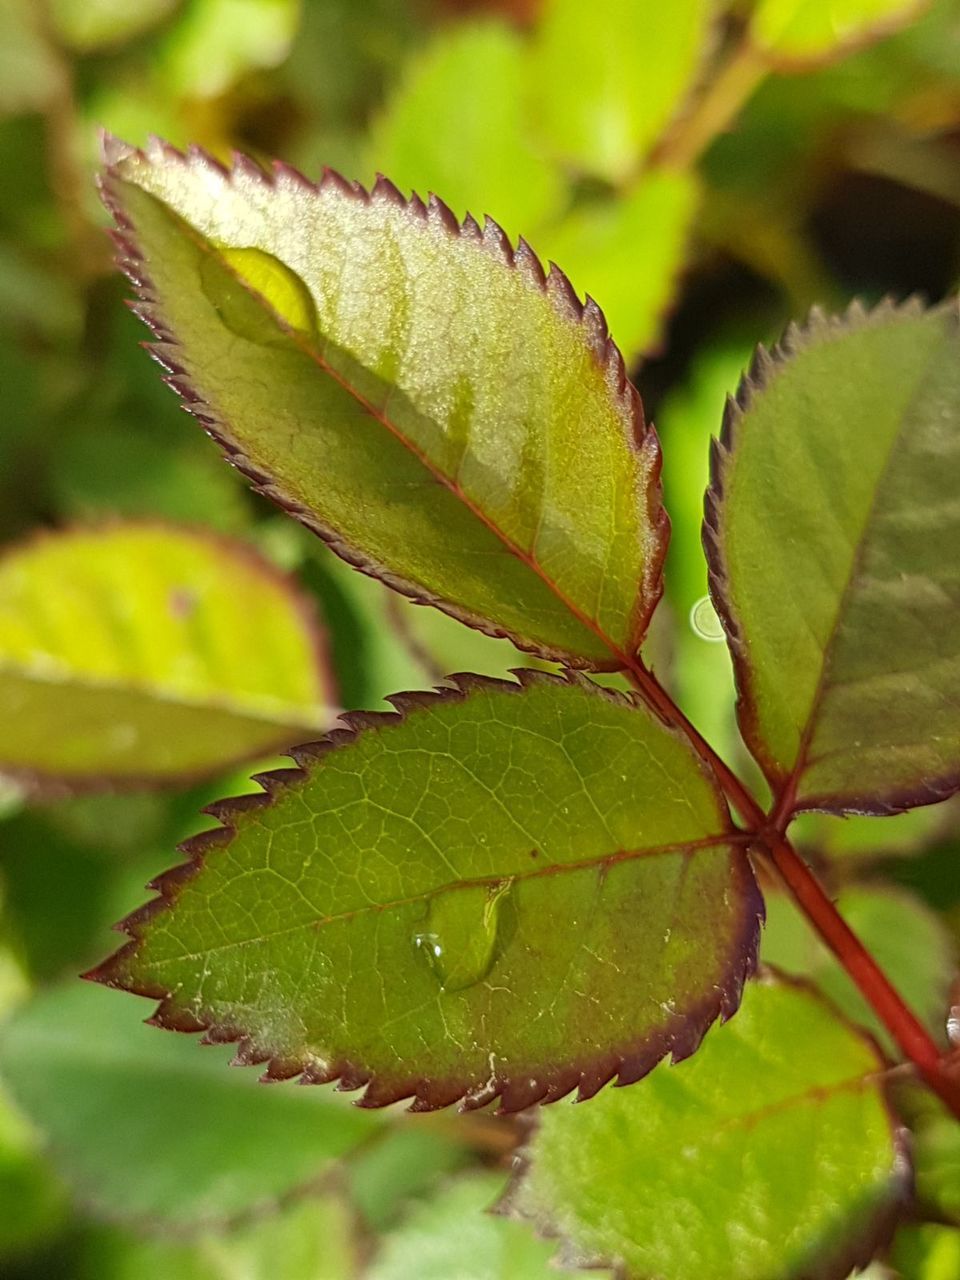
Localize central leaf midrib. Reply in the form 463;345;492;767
157;832;737;965
777;329;945;810
184;206;640;668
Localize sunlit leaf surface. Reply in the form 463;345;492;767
101;137;667;669
509;975;908;1280
0;523;334;786
90;673;761;1110
751;0;931;64
706;299;960;815
529;0;713;181
368;21;563;234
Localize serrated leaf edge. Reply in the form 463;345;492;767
98;132;668;672
84;667;763;1115
497;967;913;1280
703;294;960;820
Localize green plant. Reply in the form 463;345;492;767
3;2;960;1277
60;130;957;1278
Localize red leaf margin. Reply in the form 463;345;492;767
98;133;669;673
84;668;764;1114
702;295;960;821
0;516;337;796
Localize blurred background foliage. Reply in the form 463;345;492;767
0;0;959;1276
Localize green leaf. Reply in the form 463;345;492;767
750;0;932;65
79;1192;360;1280
706;299;960;816
0;980;382;1227
367;1171;602;1280
48;0;179;52
101;137;667;670
760;883;956;1051
89;672;761;1111
507;974;909;1280
368;22;563;234
0;0;62;119
890;1224;960;1280
159;0;301;99
0;522;334;787
536;171;700;361
528;0;713;182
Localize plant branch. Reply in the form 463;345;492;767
655;37;770;172
622;660;960;1119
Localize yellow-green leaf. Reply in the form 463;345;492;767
751;0;932;65
528;0;714;181
101;137;667;670
0;522;334;787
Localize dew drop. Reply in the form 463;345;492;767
689;595;725;642
412;879;512;992
200;244;318;347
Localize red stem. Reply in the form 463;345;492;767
624;662;960;1117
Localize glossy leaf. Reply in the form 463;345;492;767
761;884;955;1052
89;672;761;1111
537;171;700;361
101;136;667;670
528;0;713;182
79;1193;360;1280
0;522;334;787
706;299;960;816
0;980;381;1227
367;1172;601;1279
368;22;563;233
508;974;909;1280
750;0;931;65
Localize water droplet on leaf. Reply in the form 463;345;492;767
413;879;512;992
200;244;318;347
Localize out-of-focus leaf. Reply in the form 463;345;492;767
367;1172;598;1280
160;0;301;99
751;0;932;65
528;0;714;181
348;1125;475;1232
90;672;761;1111
0;0;61;119
368;22;563;234
49;0;180;53
49;423;248;532
0;892;66;1260
891;1224;960;1279
78;1193;360;1280
761;883;956;1050
0;522;335;787
909;1095;960;1227
792;799;959;860
102;138;667;670
508;974;909;1280
0;1077;66;1259
536;171;699;361
0;980;382;1227
707;299;960;816
656;341;754;759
